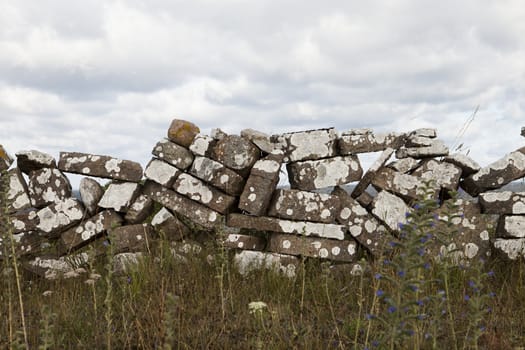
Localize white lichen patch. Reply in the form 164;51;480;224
104;158;123;174
248;193;257;202
372;191;410;232
64;155;87;169
189;134;213;156
253;159;281;174
36;198;83;233
319;248;329;258
282;240;291;249
471;150;525;181
340;207;351;220
312;157;352;189
151;208;173;226
493;238;525;260
331;246;341;256
464;243;479;259
8;172;31;209
233;250;298;278
503;216;525;238
479;230;489;241
285;129;336;162
98;182;139;212
480;191;513;202
276;220;345;240
174;173;213;204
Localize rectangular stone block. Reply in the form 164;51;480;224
151;207;191;240
167;119;200;148
371;191;411;232
189;134;216;157
189;156;245;196
10;209;38;234
124;194;154;224
28;168;72;208
492;238;525;260
271;128;337;162
233;250;299;277
339;130;405;154
79;177;104;216
211;135;261;176
387;157;420;173
1;168;31;213
0;231;49;259
110;223;155;253
152;138;194;170
267;233;357;262
351;148;394;198
143;180;222;229
0;145;13;171
410;128;437;138
98;182;141;213
479;191;525;215
220;233;267;251
58;152;143;182
443;153;481;177
396;139;449;159
496;216;525;238
268;189;341;224
59;210;123;253
287;155;363;191
461;147;525;196
226;213;346;240
411;159;462;191
173;173;236;214
144;158;181;187
371;167;429;201
16;150;56;174
36;198;85;237
241;129;277;154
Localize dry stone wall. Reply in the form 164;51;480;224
1;120;525;279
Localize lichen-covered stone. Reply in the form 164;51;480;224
58;152;143;182
220;233;267;251
351;148;394;198
355;191;374;208
271;128;337;162
144;158;181;187
371;191;411;232
189;156;245;196
411;159;462;192
479;191;525;215
387;157;420;173
233;250;299;278
36;198;85;237
227;213;347;240
267;189;341;224
113;252;143;275
151;138;194;170
409;128;437;138
1;168;31;213
371;167;431;202
110;223;155;253
173;173;236;214
16;150;56;174
124;194;154;224
240;129;277;154
211;128;228;140
443;153;481;177
339;129;406;154
59;210;123;253
189;134;216;157
24;253;91;280
10;208;38;234
79;177;104;216
492;238;525;260
496;216;525;238
143;180;222;229
98;182;141;213
0;231;49;259
287;155;363;191
267;233;357;262
461;147;525;196
27;168;72;208
151;207;192;240
167;119;200;148
396;140;449;159
211;135;261;176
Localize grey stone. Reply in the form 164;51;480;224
371;167;432;202
461;147;525;196
79;178;104;216
267;189;341;224
151;207;192;240
189;156;245;196
396;139;449;159
443;153;481;177
24;253;91;280
0;145;13;171
492;238;525;260
36;198;85;237
240;129;276;154
409;128;437;138
167;119;200;148
479;191;525;215
387;157;420;173
113;252;143;275
412;159;462;192
151;138;194;170
58;152;143;182
371;191;411;232
110;223;155;253
16;150;56;174
211;135;261;176
189;134;216;157
210;128;228;140
496;216;525;238
0;231;49;259
220;233;267;251
351;148;394;198
173;173;236;214
267;233;358;262
1;168;31;213
144;158;181;187
27;168;72;208
9;208;38;234
227;213;347;240
143;180;222;229
287;155;363;191
271;128;338;162
124;194;154;224
233;250;299;278
339;130;406;154
98;182;141;213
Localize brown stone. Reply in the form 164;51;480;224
443;153;480;177
27;168;72;208
0;145;13;171
167;119;200;148
355;191;374;208
10;208;38;234
479;191;525;215
0;231;49;259
226;213;347;240
16;150;56;174
144;158;181;187
98;182;141;213
1;168;31;213
189;156;245;196
58;152;143;182
36;198;85;238
371;191;411;232
124;194;154;224
267;233;358;262
220;233;267;251
143;180;222;229
189;134;216;157
351;148;394;198
267;189;341;224
271;128;338;162
79;178;104;216
151;207;192;240
211;135;261;176
461;147;525;196
496;216;525;238
110;223;155;253
151;138;194;170
173;173;236;214
339;129;406;154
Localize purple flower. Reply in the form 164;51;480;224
376;290;385;297
487;270;495;277
464;295;470;301
388;306;397;313
375;273;382;280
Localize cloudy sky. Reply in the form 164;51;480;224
1;0;524;186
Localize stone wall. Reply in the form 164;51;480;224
1;120;525;279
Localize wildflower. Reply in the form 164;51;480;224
397;270;406;277
371;340;380;347
409;284;419;292
365;313;375;320
416;300;424;306
376;289;385;297
406;329;414;336
489;292;496;298
413;203;421;210
487;270;495;277
479;325;486;332
468;280;476;288
387;306;397;313
127;276;132;284
103;240;110;247
398;222;405;230
423;262;431;269
464;295;470;301
383;259;391;265
389;241;398;248
417;314;426;320
374;273;382;280
417;248;425;257
248;301;268;315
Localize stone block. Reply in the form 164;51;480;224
151;207;192;240
249;152;284;179
287;155;363;191
351;148;394;198
271;128;337;162
411;159;462;192
220;233;267;251
24;252;91;280
124;194;154;224
355;191;374;208
479;191;525;215
27;168;72;208
371;167;430;202
409;128;437;138
167;119;200;148
151;138;194;170
339;129;405;154
189;134;216;157
110;223;155;253
144;158;181;187
143;180;222;229
267;189;341;224
1;168;31;213
241;129;276;153
396;140;449;159
461;147;525;196
113;252;143;275
59;210;123;253
496;216;525;238
189;156;245;196
267;233;357;262
36;198;84;237
173;173;236;214
211;128;228;140
10;208;38;234
79;178;104;216
227;213;347;240
333;186;392;256
16;150;56;174
58;152;143;182
98;182;141;213
387;157;420;173
211;135;261;176
443;153;480;177
0;145;13;171
0;231;49;259
233;250;299;278
371;191;411;232
492;238;525;260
